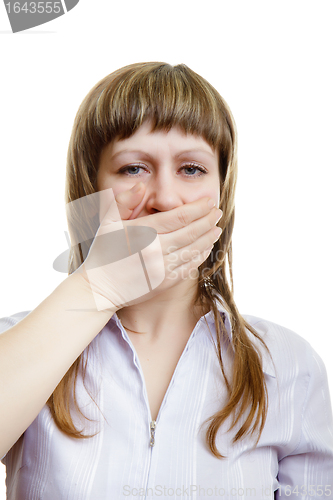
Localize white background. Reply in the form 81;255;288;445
0;0;332;497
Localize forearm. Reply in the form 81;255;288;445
0;272;115;458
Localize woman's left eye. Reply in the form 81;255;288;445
180;164;207;177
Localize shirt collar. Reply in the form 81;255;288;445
111;294;275;378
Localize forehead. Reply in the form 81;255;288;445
109;120;218;159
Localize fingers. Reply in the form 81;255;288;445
161;208;222;252
128;197;217;233
163;245;214;286
163;224;222;270
178;246;214;276
115;183;146;220
155;206;222;285
122;199;222;272
98;183;145;225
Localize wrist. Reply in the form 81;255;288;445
65;271;119;316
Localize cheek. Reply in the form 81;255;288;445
182;185;220;207
97;174;132;199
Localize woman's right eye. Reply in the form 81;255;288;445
118;165;148;176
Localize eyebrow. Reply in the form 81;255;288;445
109;148;216;161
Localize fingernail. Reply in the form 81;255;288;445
215;209;222;223
207;198;216;208
213;227;222;240
132;182;143;193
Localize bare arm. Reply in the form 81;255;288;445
0;186;221;458
0;273;114;458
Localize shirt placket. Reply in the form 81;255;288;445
114;315;204;500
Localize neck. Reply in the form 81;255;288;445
117;278;209;343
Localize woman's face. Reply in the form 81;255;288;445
96;120;220;219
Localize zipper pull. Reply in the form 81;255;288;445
149;420;156;447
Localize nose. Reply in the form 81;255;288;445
144;170;182;214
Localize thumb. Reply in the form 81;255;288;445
115;182;145;220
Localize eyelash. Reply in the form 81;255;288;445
118;163;208;178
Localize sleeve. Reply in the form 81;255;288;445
276;344;333;499
0;311;31;465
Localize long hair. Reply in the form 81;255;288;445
47;62;270;458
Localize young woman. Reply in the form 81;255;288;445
1;62;332;499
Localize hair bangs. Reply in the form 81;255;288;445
93;63;229;151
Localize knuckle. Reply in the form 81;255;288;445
186;226;197;244
191;247;201;260
180;248;191;262
177;207;189;227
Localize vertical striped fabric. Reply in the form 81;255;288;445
1;300;333;499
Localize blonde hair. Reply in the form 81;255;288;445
47;62;270;458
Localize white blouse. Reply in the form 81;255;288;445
1;300;333;499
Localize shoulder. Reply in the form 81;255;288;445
243;314;310;353
0;311;31;334
242;314;327;383
242;316;333;463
